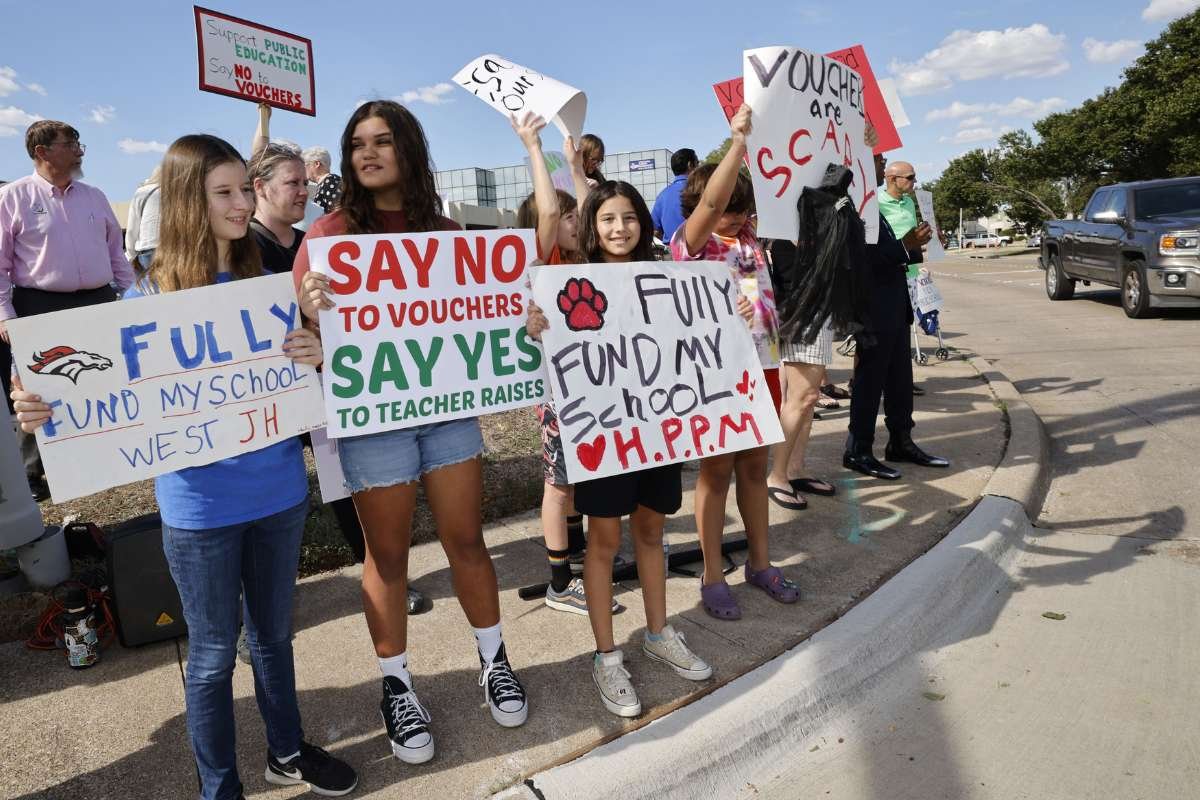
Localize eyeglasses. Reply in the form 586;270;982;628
896;173;915;181
49;140;85;153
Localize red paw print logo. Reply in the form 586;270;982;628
557;277;607;332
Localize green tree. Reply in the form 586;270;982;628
706;137;733;165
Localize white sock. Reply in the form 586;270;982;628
474;623;502;664
378;652;411;686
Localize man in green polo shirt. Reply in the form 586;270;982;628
877;158;939;396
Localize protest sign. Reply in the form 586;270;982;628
713;44;902;153
524;150;575;195
454;55;586;141
310;426;351;502
194;6;316;115
7;274;324;502
307;229;547;437
909;269;944;312
877;78;911;128
915;189;946;261
532;261;784;483
741;46;880;244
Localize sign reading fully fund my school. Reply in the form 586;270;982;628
194;6;316;115
307;230;548;437
7;274;326;503
532;261;784;483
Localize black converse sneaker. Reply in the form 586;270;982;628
264;741;358;796
380;675;435;764
479;643;528;727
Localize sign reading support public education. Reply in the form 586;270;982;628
713;44;903;154
454;55;587;141
194;6;316;116
7;274;325;503
740;45;879;244
532;261;784;483
307;230;548;437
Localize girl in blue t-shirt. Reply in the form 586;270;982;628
11;133;355;800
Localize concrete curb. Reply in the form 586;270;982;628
497;364;1049;800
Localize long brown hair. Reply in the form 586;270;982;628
579;133;606;183
337;100;443;234
579;181;654;262
148;135;262;292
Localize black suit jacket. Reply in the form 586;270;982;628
863;216;913;332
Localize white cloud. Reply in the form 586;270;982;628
1142;0;1200;21
0;67;20;97
88;104;116;124
959;115;986;128
926;96;1067;121
939;126;1011;145
890;24;1069;95
0;105;42;137
1082;38;1142;64
118;138;168;155
25;82;46;96
396;82;454;106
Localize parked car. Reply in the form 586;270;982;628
963;232;1002;248
945;236;960;250
1028;232;1042;249
1040;177;1200;318
998;234;1013;245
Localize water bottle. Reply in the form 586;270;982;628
61;589;100;669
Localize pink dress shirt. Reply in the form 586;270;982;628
0;172;135;321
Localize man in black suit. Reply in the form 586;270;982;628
843;154;949;480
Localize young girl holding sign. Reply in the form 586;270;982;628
294;100;528;764
12;134;356;800
528;181;715;717
512;111;617;616
669;104;801;621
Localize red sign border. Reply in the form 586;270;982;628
193;5;317;117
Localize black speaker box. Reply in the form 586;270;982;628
105;513;188;646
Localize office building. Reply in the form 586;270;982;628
436;147;675;212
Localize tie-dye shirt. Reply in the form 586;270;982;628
670;220;780;368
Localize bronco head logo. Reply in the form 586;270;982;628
28;346;113;384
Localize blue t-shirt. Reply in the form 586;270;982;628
123;272;308;529
651;174;689;243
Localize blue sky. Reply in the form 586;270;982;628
1;0;1196;202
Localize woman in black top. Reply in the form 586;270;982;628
247;143;309;274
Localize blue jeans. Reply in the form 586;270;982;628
163;500;307;800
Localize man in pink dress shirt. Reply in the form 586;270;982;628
0;119;135;498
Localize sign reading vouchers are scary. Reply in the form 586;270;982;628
7;274;325;502
307;229;548;437
741;46;880;244
533;261;784;483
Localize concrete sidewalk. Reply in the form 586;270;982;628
0;349;1006;800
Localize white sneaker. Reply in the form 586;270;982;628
642;624;713;681
592;649;641;717
546;577;623;616
380;676;434;764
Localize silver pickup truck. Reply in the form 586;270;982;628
1040;177;1200;318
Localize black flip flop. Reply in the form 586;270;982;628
790;477;837;497
768;486;807;511
822;383;850;400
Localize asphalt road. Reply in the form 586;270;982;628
751;249;1200;800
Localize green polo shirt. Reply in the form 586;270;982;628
879;191;921;275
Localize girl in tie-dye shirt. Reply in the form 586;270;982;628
668;103;800;625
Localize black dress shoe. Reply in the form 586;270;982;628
885;440;949;468
842;450;902;480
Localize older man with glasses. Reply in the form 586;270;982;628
0;119;134;499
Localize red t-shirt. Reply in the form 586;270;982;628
292;209;461;294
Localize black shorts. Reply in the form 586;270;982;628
573;463;683;518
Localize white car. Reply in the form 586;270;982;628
963;232;1002;248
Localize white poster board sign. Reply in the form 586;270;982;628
194;6;316;116
915;189;946;261
310;426;351;502
454;55;587;141
909;269;944;312
743;46;879;243
877;78;911;128
532;261;784;483
525;150;575;195
8;274;324;502
306;229;548;437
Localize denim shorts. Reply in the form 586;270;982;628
339;418;483;492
